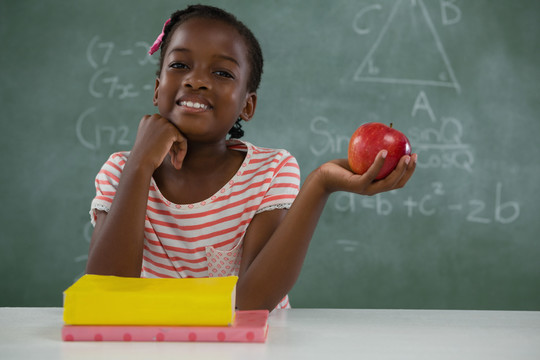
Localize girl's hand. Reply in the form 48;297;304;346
317;151;417;196
130;114;187;171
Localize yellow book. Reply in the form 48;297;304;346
63;274;237;326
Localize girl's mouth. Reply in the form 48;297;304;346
179;100;210;110
176;94;213;113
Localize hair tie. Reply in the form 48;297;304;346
148;18;171;55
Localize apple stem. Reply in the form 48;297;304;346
390;122;393;128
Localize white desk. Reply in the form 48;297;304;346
1;308;539;359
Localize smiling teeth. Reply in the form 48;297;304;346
180;101;209;110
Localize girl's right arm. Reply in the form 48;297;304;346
85;114;186;277
235;152;416;310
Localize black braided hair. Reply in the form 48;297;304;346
228;119;245;139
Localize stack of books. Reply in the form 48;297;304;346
62;274;269;343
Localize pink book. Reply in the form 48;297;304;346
62;310;269;343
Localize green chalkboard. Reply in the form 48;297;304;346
1;0;539;310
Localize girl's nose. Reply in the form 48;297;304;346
182;69;211;90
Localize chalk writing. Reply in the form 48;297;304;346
411;91;436;122
86;36;157;69
76;35;158;149
440;0;461;26
335;192;395;216
409;117;474;172
409;91;474;171
309;116;351;156
310;86;519;225
352;4;382;35
352;0;461;93
76;107;130;150
89;68;146;100
403;182;520;224
86;36;156;100
308;113;473;172
333;182;520;225
336;239;360;252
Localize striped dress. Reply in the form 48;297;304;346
90;140;301;309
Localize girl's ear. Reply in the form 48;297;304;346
153;78;160;106
240;92;257;121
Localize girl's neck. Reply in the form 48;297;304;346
180;139;232;173
152;139;245;205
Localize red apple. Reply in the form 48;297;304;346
348;122;411;180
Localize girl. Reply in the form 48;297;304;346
86;5;417;311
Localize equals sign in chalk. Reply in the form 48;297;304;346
337;240;358;252
448;204;463;211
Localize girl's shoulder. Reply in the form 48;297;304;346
97;152;131;176
104;151;131;167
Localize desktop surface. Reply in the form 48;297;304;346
1;307;539;359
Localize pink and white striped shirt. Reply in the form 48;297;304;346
90;140;300;309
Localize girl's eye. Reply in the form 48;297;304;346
215;70;234;79
170;62;189;70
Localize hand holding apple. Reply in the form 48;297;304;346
348;122;412;180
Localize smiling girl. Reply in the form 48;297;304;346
85;5;417;311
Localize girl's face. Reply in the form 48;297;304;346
153;17;256;142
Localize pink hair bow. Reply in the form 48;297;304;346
148;18;171;55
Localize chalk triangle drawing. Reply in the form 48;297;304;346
354;0;460;93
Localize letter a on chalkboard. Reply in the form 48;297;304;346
354;0;460;93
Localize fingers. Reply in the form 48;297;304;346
375;153;417;190
133;114;187;171
324;151;387;194
318;152;417;196
394;153;417;188
356;153;416;195
169;138;188;170
169;121;187;170
363;150;388;182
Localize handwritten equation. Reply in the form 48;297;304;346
86;36;157;99
76;36;157;150
333;181;519;225
310;1;520;227
309;91;474;172
407;91;473;172
309;90;520;226
311;4;520;226
76;107;130;150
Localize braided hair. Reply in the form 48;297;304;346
154;5;264;139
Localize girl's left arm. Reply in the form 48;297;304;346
236;152;417;311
